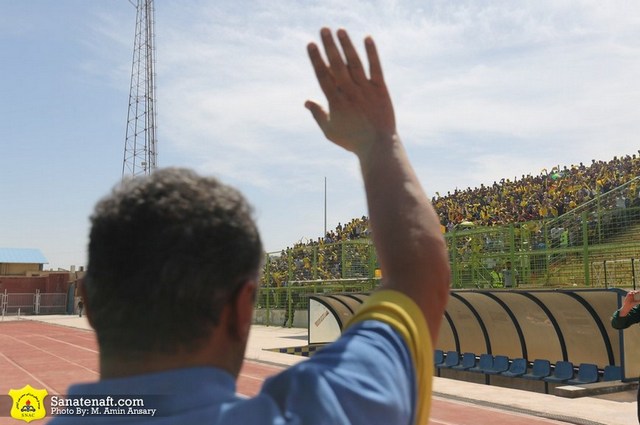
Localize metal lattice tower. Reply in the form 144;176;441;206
122;0;158;178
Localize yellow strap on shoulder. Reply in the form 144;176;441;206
346;290;433;425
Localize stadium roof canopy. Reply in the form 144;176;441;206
0;248;48;264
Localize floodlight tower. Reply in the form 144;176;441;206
122;0;158;178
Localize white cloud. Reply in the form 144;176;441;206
152;0;640;247
4;0;640;268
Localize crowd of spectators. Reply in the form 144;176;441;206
262;152;640;288
433;153;640;230
263;217;372;287
321;217;370;243
304;152;640;243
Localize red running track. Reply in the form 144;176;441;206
0;321;567;424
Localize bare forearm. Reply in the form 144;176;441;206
359;135;450;342
619;304;634;317
304;28;450;342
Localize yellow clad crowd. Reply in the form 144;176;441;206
263;152;640;288
434;153;640;230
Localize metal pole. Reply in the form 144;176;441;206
324;177;327;237
632;258;637;290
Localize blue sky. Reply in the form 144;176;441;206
2;0;640;270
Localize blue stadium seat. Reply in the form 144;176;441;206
603;365;622;381
522;359;551;380
443;351;460;368
451;352;476;370
469;354;493;373
501;358;527;377
434;349;445;367
543;361;574;383
567;363;599;385
485;355;509;375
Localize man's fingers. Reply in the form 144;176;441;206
320;28;355;94
336;29;367;85
307;42;341;102
304;100;329;132
365;36;385;86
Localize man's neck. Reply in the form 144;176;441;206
99;351;227;379
99;332;245;380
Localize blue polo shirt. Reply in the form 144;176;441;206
48;290;432;425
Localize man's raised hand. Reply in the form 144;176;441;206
305;28;397;157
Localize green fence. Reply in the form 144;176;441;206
260;178;640;293
445;200;640;288
262;239;377;287
255;279;379;327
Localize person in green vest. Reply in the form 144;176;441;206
490;267;502;288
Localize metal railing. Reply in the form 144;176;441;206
261;182;640;291
0;289;67;316
255;279;379;327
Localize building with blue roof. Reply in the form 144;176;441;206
0;248;48;275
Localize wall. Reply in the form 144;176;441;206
0;272;72;294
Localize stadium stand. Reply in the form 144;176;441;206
261;151;640;292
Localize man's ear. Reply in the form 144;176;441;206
228;281;257;341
